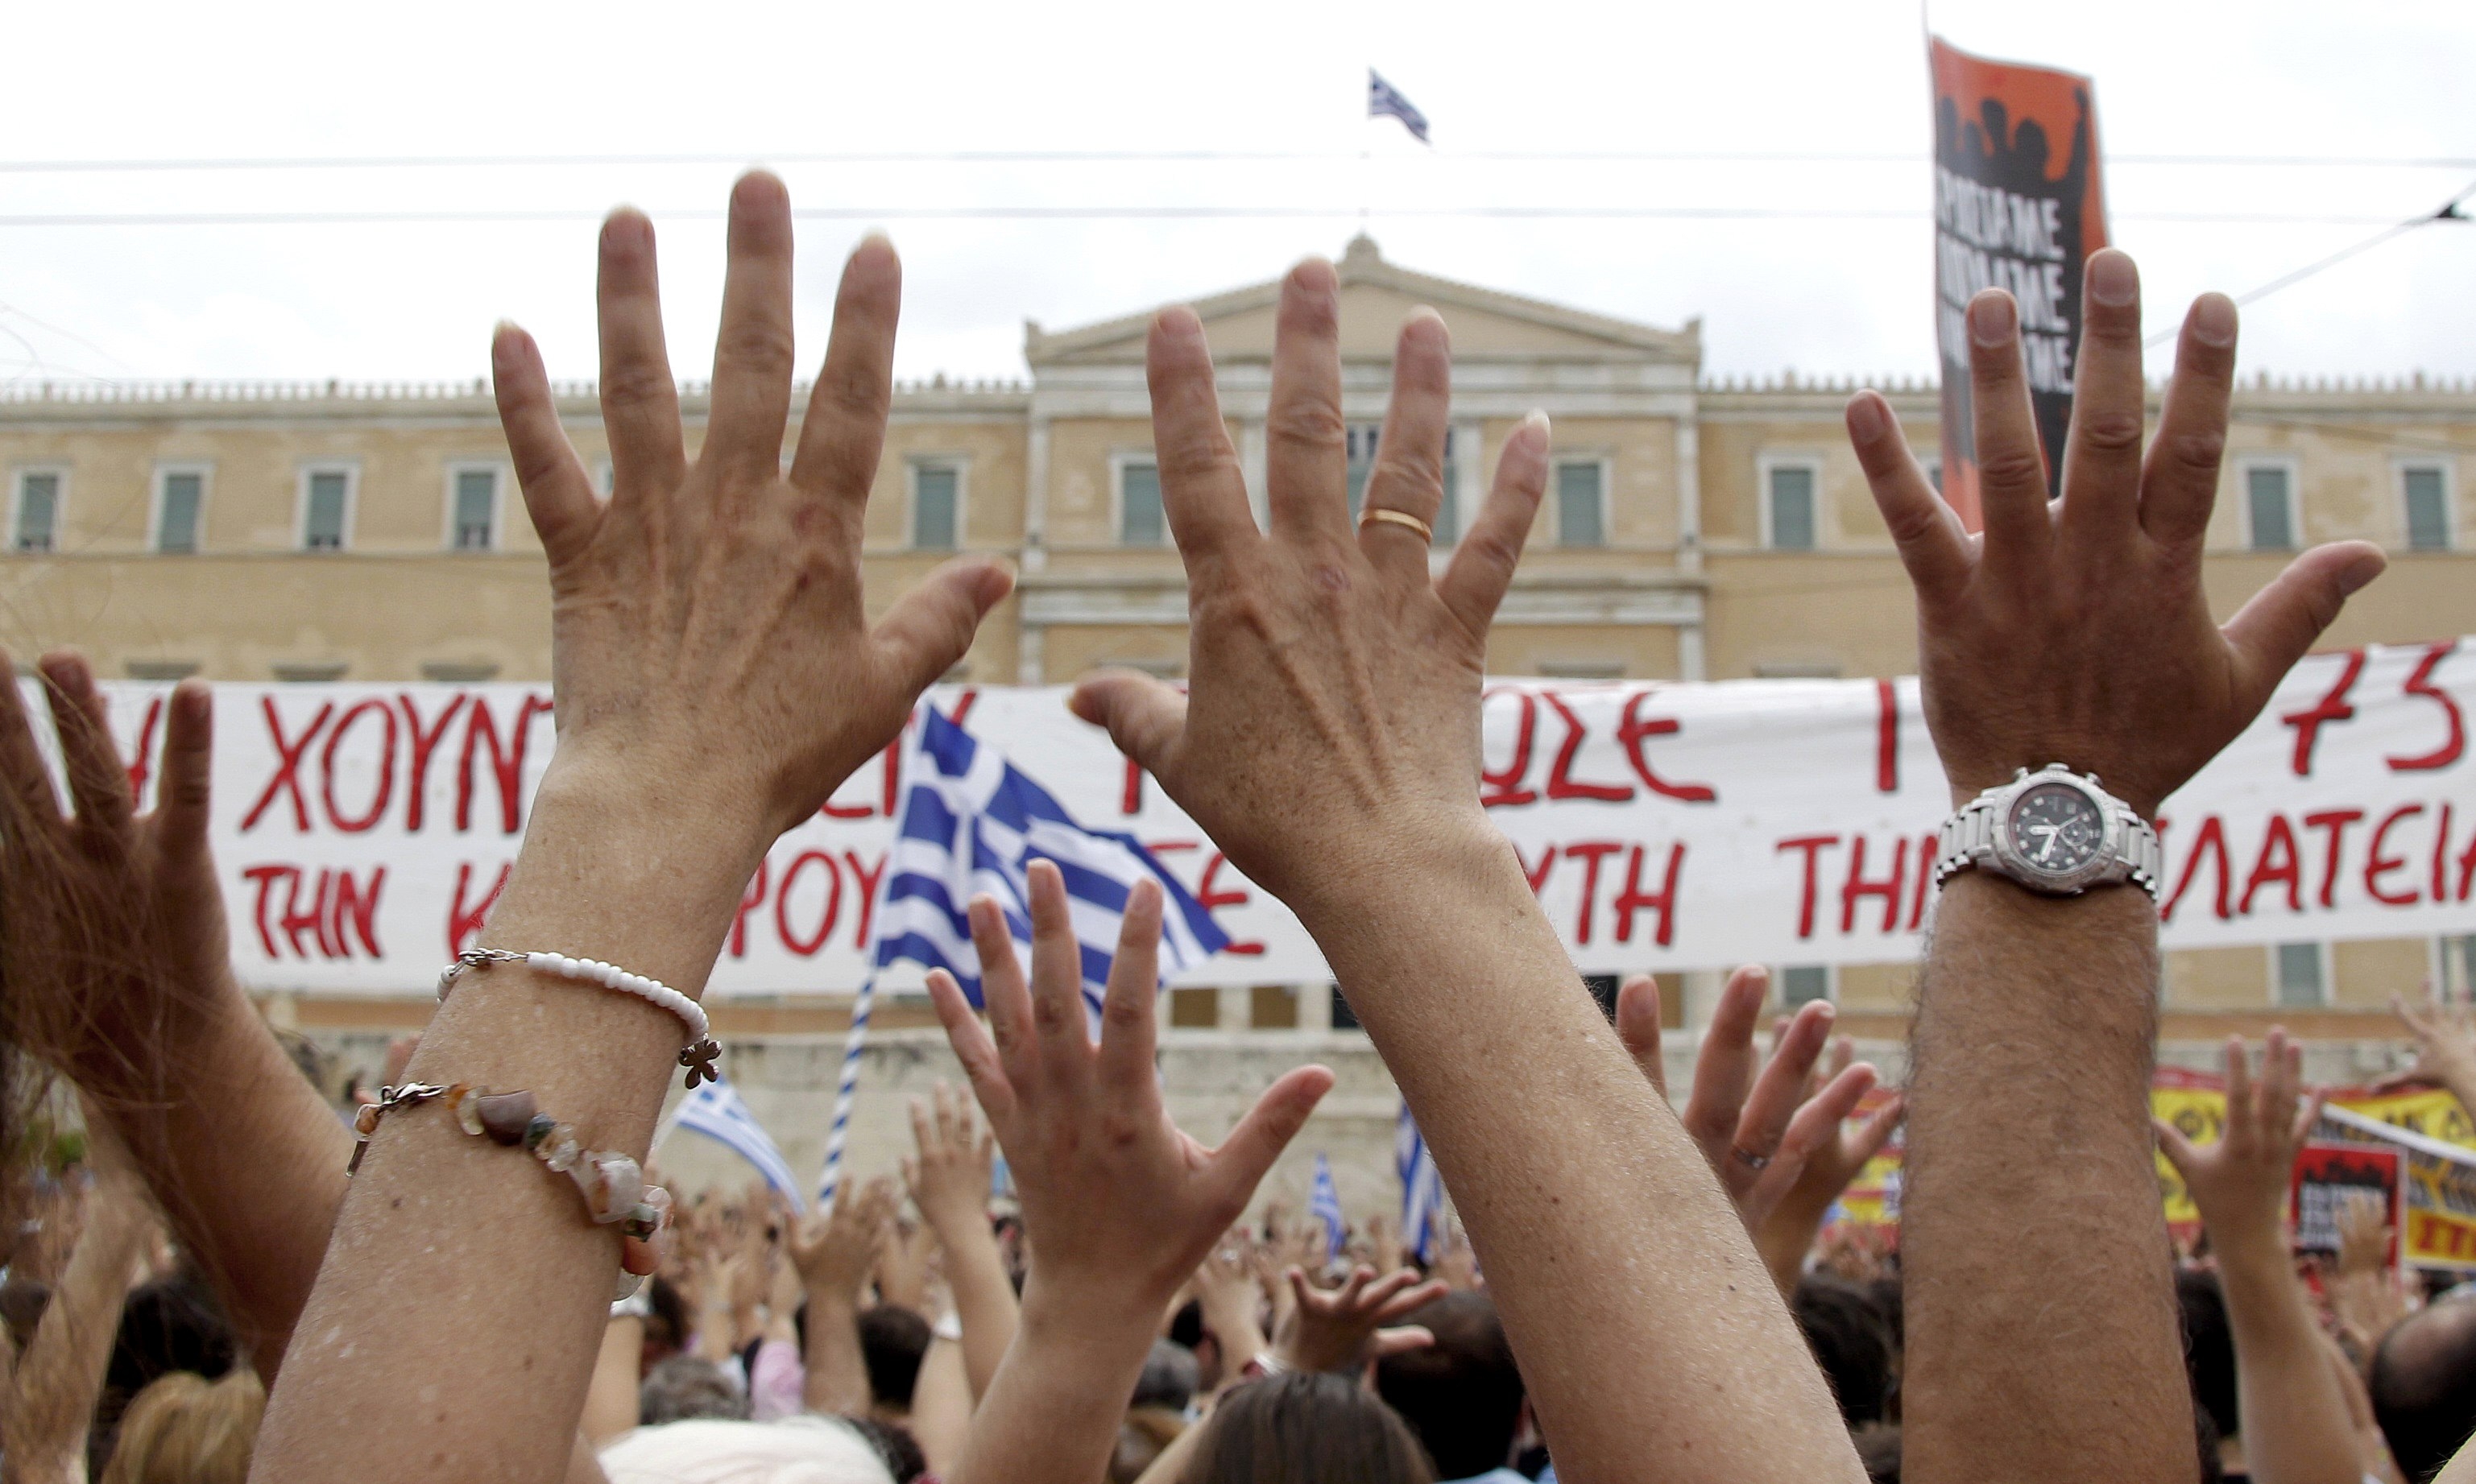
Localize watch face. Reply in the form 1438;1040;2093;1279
2007;781;2107;878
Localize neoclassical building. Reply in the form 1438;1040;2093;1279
6;236;2476;1090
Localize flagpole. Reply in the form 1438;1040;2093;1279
817;967;880;1213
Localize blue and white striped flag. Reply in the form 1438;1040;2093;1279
1368;69;1431;143
820;704;1232;1209
1310;1153;1348;1263
1397;1102;1447;1263
671;1074;802;1205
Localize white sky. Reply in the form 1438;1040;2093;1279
2;0;2470;390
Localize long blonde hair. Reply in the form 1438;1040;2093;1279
99;1368;264;1484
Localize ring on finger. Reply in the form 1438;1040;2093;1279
1730;1146;1774;1171
1358;507;1434;544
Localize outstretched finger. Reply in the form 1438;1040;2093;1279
2056;250;2147;541
1437;411;1550;636
1206;1066;1336;1222
2139;293;2238;544
1732;998;1838;1173
1262;259;1349;543
1681;965;1769;1152
0;652;61;825
155;680;213;849
791;234;903;535
1359;310;1453;584
1144;308;1261;571
926;968;1016;1131
595;208;686;503
1965;289;2055;578
1024;862;1095;1083
1614;974;1667;1098
2222;543;2387;718
491;323;600;563
2153;1115;2201;1176
873;557;1013;696
2223;1035;2256;1151
40;654;133;841
1365;1271;1449;1324
1846;391;1972;602
1370;1325;1437;1358
964;895;1036;1092
1744;1061;1879;1216
705;172;798;487
1068;670;1189;779
1095;878;1165;1102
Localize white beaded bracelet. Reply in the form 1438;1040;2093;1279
438;948;724;1088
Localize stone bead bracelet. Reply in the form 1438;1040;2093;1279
437;949;724;1089
350;1081;676;1296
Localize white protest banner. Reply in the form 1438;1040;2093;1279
47;636;2476;995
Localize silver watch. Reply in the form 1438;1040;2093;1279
1934;765;2162;900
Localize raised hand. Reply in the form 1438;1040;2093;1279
2379;992;2476;1116
1845;254;2383;819
1615;967;1885;1234
927;861;1331;1484
2156;1031;2320;1242
1273;1264;1448;1374
790;1176;896;1306
905;1081;996;1242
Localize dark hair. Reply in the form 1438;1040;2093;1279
859;1304;931;1409
1793;1275;1898;1426
2372;1292;2476;1482
1852;1422;1901;1484
92;1274;241;1475
638;1356;750;1427
2;1275;50;1353
2176;1269;2238;1443
642;1275;688;1359
1132;1338;1200;1412
1183;1372;1434;1484
843;1416;930;1483
1168;1297;1205;1351
1373;1292;1522;1480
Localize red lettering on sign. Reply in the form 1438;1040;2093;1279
844;851;887;949
2390;642;2466;772
2436;803;2458;903
333;866;386;957
2162;815;2233;922
457;694;553;834
399;692;468;831
1613;843;1686;948
448;862;511;957
242;865;296;957
1875;680;1899;795
2240;813;2304;915
240;697;332;833
1198;853;1265;955
2366;805;2424;907
281;868;334;957
1616;693;1718;804
124;695;164;802
1563;841;1625;945
1123;757;1146;816
1541;692;1633;802
776;851;844;956
1778;835;1839;940
883;744;900;818
1907;832;1938;931
1842;834;1908;935
2456;823;2476;904
2300;809;2366;910
729;859;771;958
2281;649;2365;777
319;698;399;833
1513;844;1557;896
1481;690;1539;808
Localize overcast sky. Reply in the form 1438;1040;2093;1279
4;0;2471;391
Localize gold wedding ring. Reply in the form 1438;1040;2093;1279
1359;507;1435;544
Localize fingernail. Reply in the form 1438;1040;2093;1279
2086;250;2136;308
2191;293;2238;348
2339;548;2387;596
1969;292;2016;347
1521;408;1550;437
1845;392;1886;441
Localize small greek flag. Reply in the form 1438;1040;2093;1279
1368;69;1431;144
1397;1102;1447;1263
1310;1153;1348;1263
875;706;1229;1016
672;1074;801;1204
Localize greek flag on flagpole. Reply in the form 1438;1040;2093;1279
669;1075;803;1204
819;704;1232;1209
1397;1102;1447;1263
1310;1153;1348;1263
1368;69;1431;143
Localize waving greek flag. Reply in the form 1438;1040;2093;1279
669;1074;802;1204
1397;1102;1447;1263
1368;69;1431;143
1310;1153;1348;1263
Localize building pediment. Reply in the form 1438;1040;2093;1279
1025;236;1700;370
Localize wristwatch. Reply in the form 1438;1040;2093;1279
1934;765;2162;900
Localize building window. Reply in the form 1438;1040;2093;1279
1346;424;1381;519
1329;984;1361;1031
1436;428;1460;545
450;466;499;551
1779;965;1833;1007
912;461;961;551
301;467;354;552
155;467;205;553
1118;457;1166;547
2242;462;2297;552
12;469;62;552
2273;942;2329;1009
1766;461;1819;551
2437;935;2476;1002
2404;464;2453;552
1555;459;1606;548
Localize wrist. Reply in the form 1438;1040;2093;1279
1282;812;1519;939
1018;1279;1162;1371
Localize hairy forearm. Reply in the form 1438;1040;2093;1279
253;768;766;1482
934;1216;1019;1401
801;1292;871;1416
946;1293;1154;1484
2217;1232;2363;1484
1902;877;2188;1484
2;1188;149;1481
1300;832;1861;1484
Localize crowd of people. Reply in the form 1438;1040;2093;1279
0;169;2470;1483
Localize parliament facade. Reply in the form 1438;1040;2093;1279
6;234;2475;1073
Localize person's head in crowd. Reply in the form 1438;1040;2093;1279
638;1356;751;1428
2176;1269;2239;1450
1868;1273;1903;1350
1132;1337;1200;1414
840;1416;929;1484
600;1416;894;1484
98;1367;264;1484
1373;1292;1524;1482
1112;1341;1201;1483
1793;1275;1898;1426
857;1304;930;1417
1170;1298;1232;1392
1182;1372;1435;1484
93;1271;240;1469
2372;1288;2476;1481
640;1275;689;1378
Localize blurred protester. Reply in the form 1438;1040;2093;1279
96;1367;264;1484
1373;1292;1526;1484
